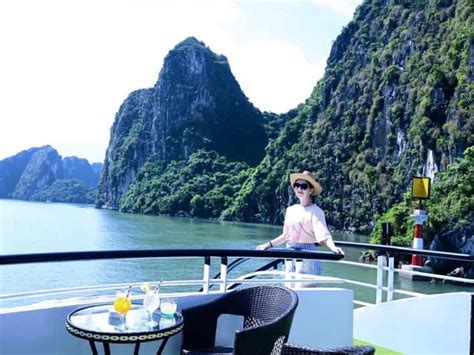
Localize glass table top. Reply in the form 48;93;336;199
68;304;183;335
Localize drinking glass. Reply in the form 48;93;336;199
143;290;160;327
160;298;177;318
113;292;132;331
159;316;177;328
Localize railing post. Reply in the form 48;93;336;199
284;259;293;289
295;259;303;289
387;256;395;302
376;255;385;304
220;256;228;293
203;256;211;294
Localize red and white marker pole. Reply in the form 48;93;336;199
411;209;427;266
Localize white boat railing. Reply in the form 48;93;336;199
0;246;472;309
0;273;340;304
0;263;470;309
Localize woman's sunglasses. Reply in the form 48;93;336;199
293;182;310;190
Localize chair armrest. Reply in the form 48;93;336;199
182;301;221;349
283;343;376;354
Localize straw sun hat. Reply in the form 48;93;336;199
290;171;322;196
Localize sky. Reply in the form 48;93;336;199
0;0;362;163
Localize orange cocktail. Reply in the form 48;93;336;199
114;287;132;331
114;295;132;315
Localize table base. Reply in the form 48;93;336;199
87;338;170;355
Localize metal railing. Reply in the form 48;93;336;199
204;243;473;304
0;244;472;308
0;248;343;265
0;249;341;306
336;241;473;262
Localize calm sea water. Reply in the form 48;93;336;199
0;199;470;306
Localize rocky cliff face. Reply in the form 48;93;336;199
0;147;41;198
98;37;267;209
11;146;64;199
63;156;101;188
0;145;101;202
228;0;473;233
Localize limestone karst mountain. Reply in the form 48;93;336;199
98;37;267;209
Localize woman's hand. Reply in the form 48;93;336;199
257;235;283;251
320;239;344;255
256;243;269;251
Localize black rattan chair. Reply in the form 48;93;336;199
282;343;375;355
181;285;299;355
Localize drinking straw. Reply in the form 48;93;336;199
155;279;163;292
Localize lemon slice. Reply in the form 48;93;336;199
140;282;151;293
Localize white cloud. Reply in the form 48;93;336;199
241;0;361;15
225;40;326;113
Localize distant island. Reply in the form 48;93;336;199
0;145;102;204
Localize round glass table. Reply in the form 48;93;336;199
66;303;183;355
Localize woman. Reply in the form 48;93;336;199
256;171;344;276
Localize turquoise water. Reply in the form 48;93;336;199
0;199;471;305
0;200;278;295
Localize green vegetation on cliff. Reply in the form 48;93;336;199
120;150;252;218
32;179;97;204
